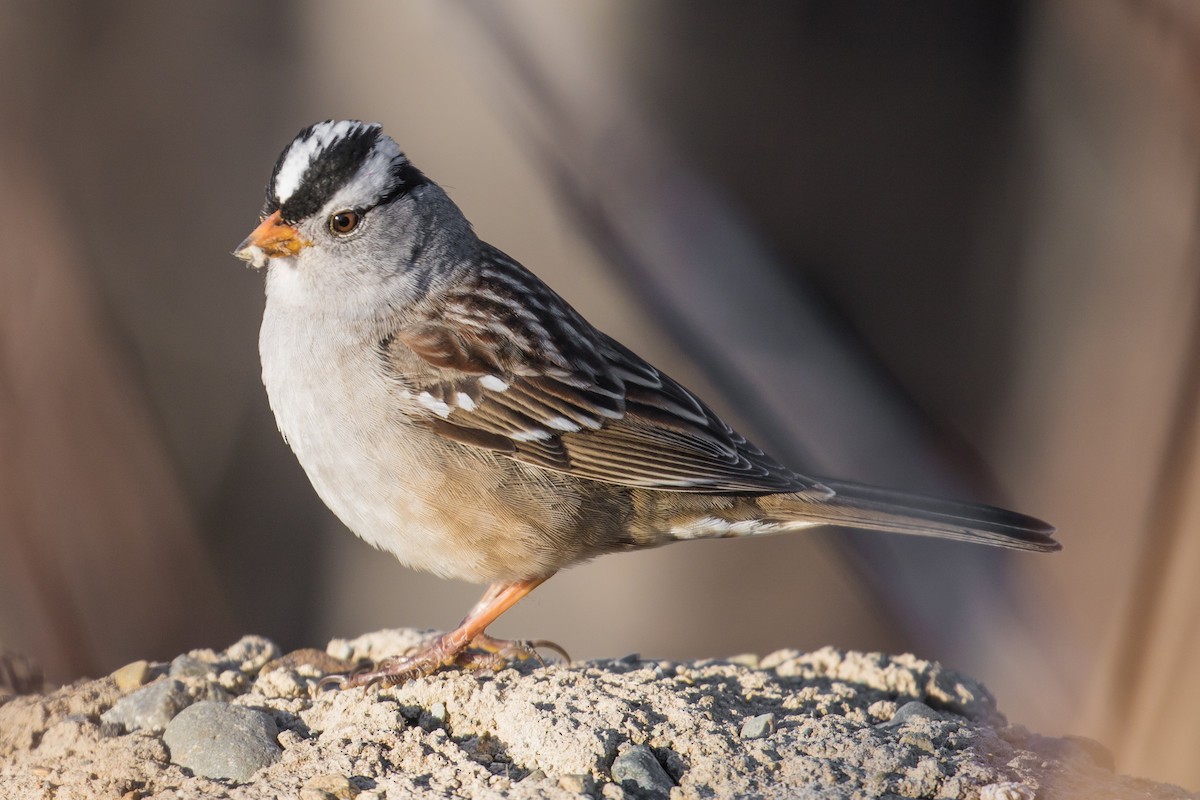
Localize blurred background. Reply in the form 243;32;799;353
2;0;1199;789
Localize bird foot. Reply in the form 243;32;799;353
316;632;570;690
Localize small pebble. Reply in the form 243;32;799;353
163;701;281;781
101;678;192;733
429;701;447;722
611;745;673;799
522;769;547;783
111;660;151;692
880;700;942;729
740;712;776;740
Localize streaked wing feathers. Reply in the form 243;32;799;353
388;245;811;494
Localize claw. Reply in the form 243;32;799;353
315;673;349;692
469;634;571;666
527;639;572;664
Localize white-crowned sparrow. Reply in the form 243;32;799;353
235;120;1058;687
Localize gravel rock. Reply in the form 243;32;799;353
880;699;943;729
100;677;191;733
109;660;151;692
611;744;674;799
740;712;777;740
163;701;281;781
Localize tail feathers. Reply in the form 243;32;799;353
761;478;1059;553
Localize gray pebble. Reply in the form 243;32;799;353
880;700;942;729
163;701;281;782
611;744;673;799
740;712;776;740
101;678;192;733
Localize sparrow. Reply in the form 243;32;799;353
235;120;1058;687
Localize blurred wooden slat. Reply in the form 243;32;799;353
0;155;234;682
0;2;256;682
1044;0;1200;788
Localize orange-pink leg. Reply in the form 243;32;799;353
335;575;566;689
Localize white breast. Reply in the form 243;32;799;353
258;282;478;577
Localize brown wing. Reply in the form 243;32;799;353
387;245;823;495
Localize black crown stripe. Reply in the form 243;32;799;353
271;122;382;223
262;122;431;223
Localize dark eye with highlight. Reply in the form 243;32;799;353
329;210;361;236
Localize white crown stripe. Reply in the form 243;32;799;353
273;121;375;204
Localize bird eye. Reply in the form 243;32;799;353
329;210;361;236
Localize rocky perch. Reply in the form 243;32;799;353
0;630;1189;799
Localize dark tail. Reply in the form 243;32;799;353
784;478;1060;552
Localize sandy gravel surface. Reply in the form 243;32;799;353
0;630;1190;799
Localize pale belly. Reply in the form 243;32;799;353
259;311;588;583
